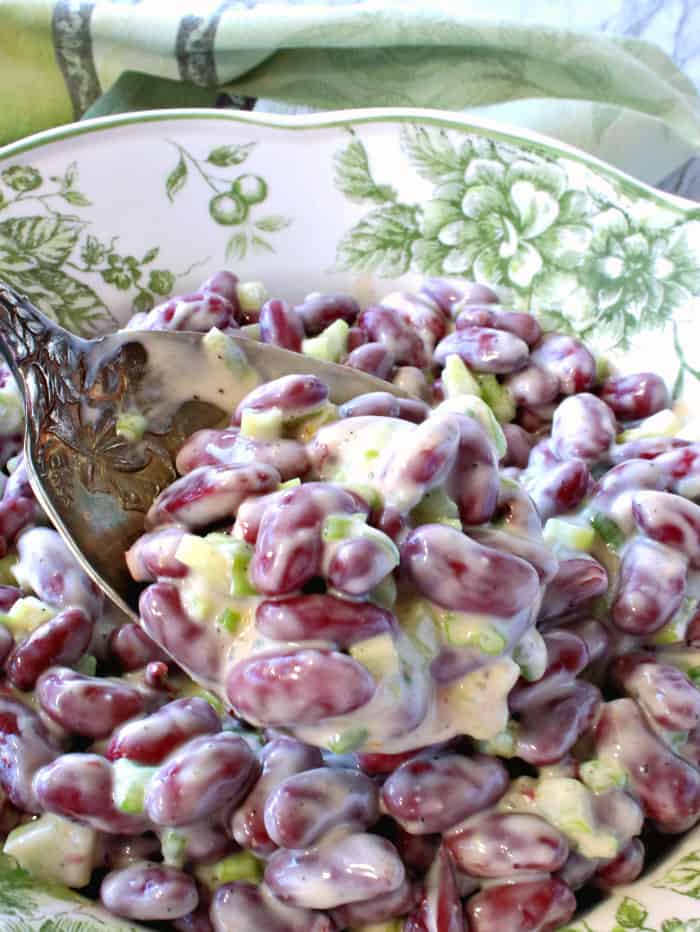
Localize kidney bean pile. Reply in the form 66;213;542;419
2;270;700;932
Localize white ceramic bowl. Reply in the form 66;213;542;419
1;108;700;932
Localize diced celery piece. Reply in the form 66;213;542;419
411;488;459;526
240;406;283;441
161;829;188;868
3;597;56;636
230;548;257;597
113;758;158;814
442;612;506;655
176;533;256;597
323;513;366;542
195;851;263;890
350;633;401;680
618;409;682;443
236;280;267;313
302;319;350;363
0;554;17;586
370;574;397;610
176;534;229;582
595;355;612;382
217;607;242;635
653;597;698;645
293;402;339;443
443;354;481;399
279;477;302;490
75;654;97;676
544;518;596;553
445;658;520;741
535;777;619;860
115;412;147;442
202;326;256;382
172;678;225;714
435;395;507;460
688;666;700;687
589;512;626;550
327;727;369;754
4;813;98;887
0;381;24;434
477;374;516;424
513;628;548;682
580;759;628;794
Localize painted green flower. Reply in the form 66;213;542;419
101;254;140;290
415;155;592;292
581;209;700;346
1;165;42;193
148;269;175;296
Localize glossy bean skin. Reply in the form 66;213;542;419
0;696;58;812
393;366;432;403
655;443;700;496
210;881;334;932
446;812;568;878
134;291;236;332
465;878;576;932
346;325;367;352
333;877;418;928
589;459;664;533
456;306;541;346
403;524;540;618
139;583;223;683
176;428;310;481
358;306;428;368
539;555;608;621
600;372;669;421
33;753;149;833
515;680;601;766
36;667;146;738
610;436;689;464
326;535;398;597
125;527;188;582
381;753;508;834
434;326;529;374
632;490;700;566
550;393;616;464
265;832;405;909
529;458;590;520
107;697;221;765
340;391;401;419
226;650;375;727
232;736;323;855
295;293;359;335
346;342;395;379
504;364;559;407
595;698;700;832
612;538;687;635
264;767;379;848
100;862;199;921
234;375;329;424
108;623;168;672
423;279;498;315
0;585;21;612
501;424;534;468
256;594;395;648
594;838;645;888
145;462;280;530
404;845;464;932
6;607;93;691
611;654;700;733
0;624;13;667
201;269;239;304
446;414;499;525
259;299;304;351
530;333;596;394
381;291;448;347
145;732;258;826
510;630;590;711
470;527;558;583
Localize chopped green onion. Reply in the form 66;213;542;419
217;607;242;634
544;518;596;553
161;829;188;868
327;727;369;754
230;548;257;597
590;512;626;550
322;513;366;541
195;850;263;889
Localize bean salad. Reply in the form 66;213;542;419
1;269;699;932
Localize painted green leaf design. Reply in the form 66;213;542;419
400;124;465;182
251;234;274;255
655;849;700;899
166;155;188;202
0;216;80;267
1;165;42;192
3;267;109;335
662;920;688;932
334;138;397;205
62;191;91;207
615;896;649;928
142;246;159;264
226;232;248;261
80;234;106;268
206;143;255;167
254;215;292;233
337;204;420;277
133;290;155;313
148;269;175;295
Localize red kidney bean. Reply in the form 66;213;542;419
612;538;687;635
326;536;398;597
125;527;188;582
0;624;13;667
346;341;395;379
136;291;237;332
144;661;170;691
655;443;700;494
510;630;589;712
139;583;222;683
174;905;215;932
6;607;93;691
633;490;700;566
530;333;596;394
256;594;395;647
0;585;21;612
358;306;428;367
404;845;464;932
444;414;499;525
259;298;304;351
333;878;419;928
403;524;540;618
250;483;367;595
234;374;329;424
264;767;378;849
600;372;669;421
610;436;689;464
340;391;401;419
556;851;597;891
210;881;334;932
592;788;643;845
595;838;645;888
36;666;146;738
0;695;58;811
470;528;558;583
423;279;498;315
232;736;323;855
295;293;360;335
380;821;441;875
226;649;375;727
501;424;534;468
393;365;432;402
447;812;569;878
563;617;610;665
504;363;559;407
590;459;664;532
517;402;557;432
457;306;542;346
34;753;149;833
108;622;168;671
465;877;576;932
515;681;600;765
145;732;258;826
15;527;103;620
596;698;700;832
381;292;447;348
529;458;590;520
612;653;700;733
528;439;560;471
145;462;280;530
101;861;198;921
550;393;617;464
201;269;239;304
494;478;542;536
381;752;508;834
107;696;221;765
380;414;461;513
434;326;529;374
346;325;367;352
176;428;310;481
265;832;405;909
539;555;608;621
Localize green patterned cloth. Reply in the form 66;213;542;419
1;1;700;185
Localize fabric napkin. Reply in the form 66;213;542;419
0;0;699;188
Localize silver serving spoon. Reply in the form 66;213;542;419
0;284;406;622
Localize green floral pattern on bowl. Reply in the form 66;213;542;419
0;107;699;931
